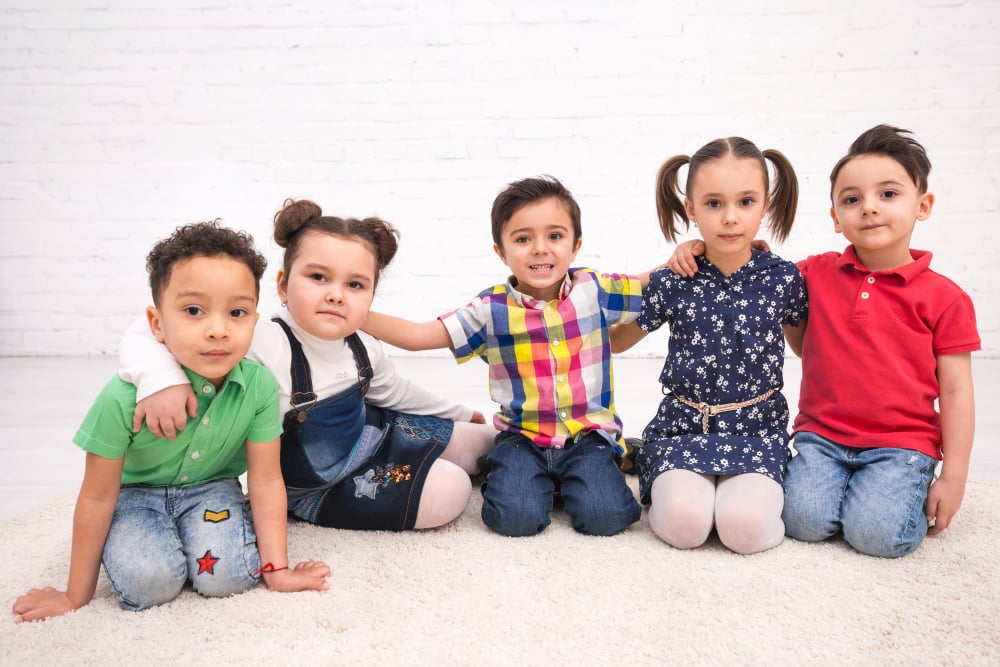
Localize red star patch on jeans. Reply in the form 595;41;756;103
196;550;220;575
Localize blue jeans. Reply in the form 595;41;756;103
782;431;937;558
481;431;641;537
102;478;261;611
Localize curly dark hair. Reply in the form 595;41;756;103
146;220;267;306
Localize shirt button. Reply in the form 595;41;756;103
560;410;567;418
180;476;189;482
558;375;565;383
867;276;876;284
861;292;870;299
202;385;212;394
553;340;561;347
201;416;210;425
191;451;200;460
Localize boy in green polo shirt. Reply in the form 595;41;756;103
13;222;329;622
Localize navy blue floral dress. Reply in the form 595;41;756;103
636;251;808;502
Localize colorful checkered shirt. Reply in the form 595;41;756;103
439;267;642;451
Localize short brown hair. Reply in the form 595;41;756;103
146;221;267;306
829;124;932;199
491;176;582;248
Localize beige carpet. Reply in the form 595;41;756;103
3;478;999;666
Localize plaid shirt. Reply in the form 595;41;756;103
440;268;642;451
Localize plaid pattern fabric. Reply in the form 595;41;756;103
440;268;641;450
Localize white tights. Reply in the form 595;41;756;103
414;421;496;529
647;469;785;554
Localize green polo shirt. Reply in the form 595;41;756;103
73;359;282;487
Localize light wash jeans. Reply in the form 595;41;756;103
782;431;937;558
481;431;641;537
102;477;261;611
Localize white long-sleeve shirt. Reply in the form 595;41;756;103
119;312;474;422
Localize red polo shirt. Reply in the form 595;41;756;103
792;246;980;459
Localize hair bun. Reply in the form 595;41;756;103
274;198;323;248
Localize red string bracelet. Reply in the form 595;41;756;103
253;562;289;577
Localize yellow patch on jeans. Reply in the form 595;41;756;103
203;509;230;523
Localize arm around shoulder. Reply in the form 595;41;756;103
362;311;451;351
610;320;648;354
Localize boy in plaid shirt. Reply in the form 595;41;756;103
364;176;656;536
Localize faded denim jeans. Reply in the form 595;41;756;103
782;431;937;558
102;477;261;610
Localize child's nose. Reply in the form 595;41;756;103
206;315;229;339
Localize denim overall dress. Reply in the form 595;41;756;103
273;318;453;530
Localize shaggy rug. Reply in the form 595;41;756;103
3;479;998;666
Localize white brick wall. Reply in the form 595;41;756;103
1;1;998;356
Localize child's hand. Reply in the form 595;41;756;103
132;384;199;440
925;475;966;536
470;410;487;424
666;240;706;277
750;239;771;253
262;560;331;593
12;586;81;623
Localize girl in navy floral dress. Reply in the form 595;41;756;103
612;137;807;554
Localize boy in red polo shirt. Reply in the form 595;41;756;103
780;125;979;557
666;125;980;558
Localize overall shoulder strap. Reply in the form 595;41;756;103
271;317;316;406
344;333;374;395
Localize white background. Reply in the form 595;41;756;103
2;0;997;357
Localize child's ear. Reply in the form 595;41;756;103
275;269;288;306
146;306;166;343
493;243;509;266
683;198;697;222
830;207;842;233
917;192;935;221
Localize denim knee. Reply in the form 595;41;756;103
481;434;554;537
781;432;849;542
557;433;640;536
107;554;187;611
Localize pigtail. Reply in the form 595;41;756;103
655;155;691;243
762;149;798;243
274;198;323;248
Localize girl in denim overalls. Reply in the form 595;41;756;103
121;199;496;530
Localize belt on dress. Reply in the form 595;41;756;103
673;389;776;434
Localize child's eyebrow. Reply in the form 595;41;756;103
173;290;256;303
505;224;571;236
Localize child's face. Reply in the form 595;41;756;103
493;197;582;302
683;156;767;271
276;231;376;341
830;154;933;265
146;255;259;388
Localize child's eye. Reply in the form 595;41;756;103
310;273;327;282
881;190;898;199
740;197;755;207
347;281;365;290
706;200;721;208
842;195;860;206
514;235;530;244
229;308;250;318
548;232;563;241
184;306;204;316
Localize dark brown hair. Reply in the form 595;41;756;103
829;124;931;200
656;137;798;243
273;199;399;289
146;221;267;306
491;175;582;248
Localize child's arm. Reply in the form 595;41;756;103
783;320;807;358
610;321;649;354
120;317;198;440
13;453;124;622
925;352;975;536
245;438;330;592
362;312;451;351
665;239;771;278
